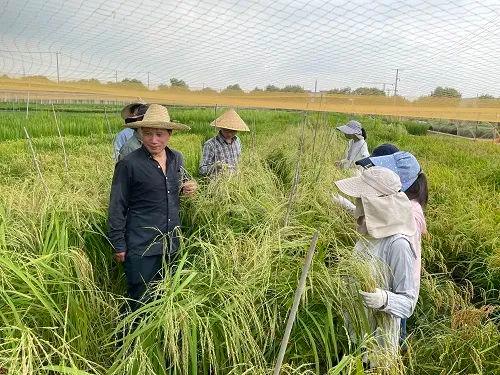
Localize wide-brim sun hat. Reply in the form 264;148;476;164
334;166;402;197
125;104;190;130
335;166;415;238
210;108;250;131
121;102;146;120
124;103;149;124
356;151;420;191
336;120;362;136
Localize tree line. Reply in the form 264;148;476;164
1;74;497;99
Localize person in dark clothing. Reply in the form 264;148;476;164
108;104;197;311
370;143;400;157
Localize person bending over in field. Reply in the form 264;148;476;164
199;108;249;177
333;145;428;347
334;166;418;366
335;120;369;169
108;104;197;312
355;149;428;346
114;102;148;161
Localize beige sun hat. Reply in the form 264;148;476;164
125;104;190;130
334;166;402;197
210;108;250;131
335;167;416;238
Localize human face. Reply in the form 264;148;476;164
139;127;172;156
344;133;358;140
354;198;368;234
220;128;237;142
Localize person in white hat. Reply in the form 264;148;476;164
199;108;250;177
334;166;418;363
355;150;428;347
335;120;369;169
114;102;147;161
108;104;197;311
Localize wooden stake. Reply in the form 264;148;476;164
284;115;306;227
26;91;30;119
104;106;113;139
23;127;49;194
273;231;319;375
52;104;68;171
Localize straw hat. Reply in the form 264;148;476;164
121;102;146;119
125;104;190;130
210;108;250;131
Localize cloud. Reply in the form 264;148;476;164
0;0;498;97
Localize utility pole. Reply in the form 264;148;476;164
314;79;318;93
56;52;60;84
115;70;118;84
147;72;150;90
393;69;400;96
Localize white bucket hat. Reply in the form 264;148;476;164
336;120;364;139
125;104;190;131
335;166;416;238
211;108;250;131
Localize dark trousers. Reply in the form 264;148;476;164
400;318;407;347
124;253;164;312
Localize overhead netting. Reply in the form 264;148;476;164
0;0;499;121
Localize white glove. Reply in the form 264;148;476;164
331;193;356;214
359;288;388;310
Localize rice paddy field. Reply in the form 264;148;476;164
0;104;499;374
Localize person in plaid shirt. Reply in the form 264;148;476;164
199;108;250;177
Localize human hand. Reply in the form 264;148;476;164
214;161;229;170
332;193;356;212
182;179;198;196
338;159;351;169
359;288;388;309
114;251;126;263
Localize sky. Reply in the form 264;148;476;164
0;0;499;98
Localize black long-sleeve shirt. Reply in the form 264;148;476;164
108;146;184;257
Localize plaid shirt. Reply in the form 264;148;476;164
199;132;242;176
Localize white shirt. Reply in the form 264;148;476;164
340;139;369;169
354;234;417;351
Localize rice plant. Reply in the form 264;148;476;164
0;106;498;374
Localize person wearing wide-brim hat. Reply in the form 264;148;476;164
108;104;197;312
199;108;250;177
114;102;148;161
334;166;418;364
335;120;369;169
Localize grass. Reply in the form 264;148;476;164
0;105;498;374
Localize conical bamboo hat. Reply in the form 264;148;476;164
210;108;249;131
125;104;190;130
